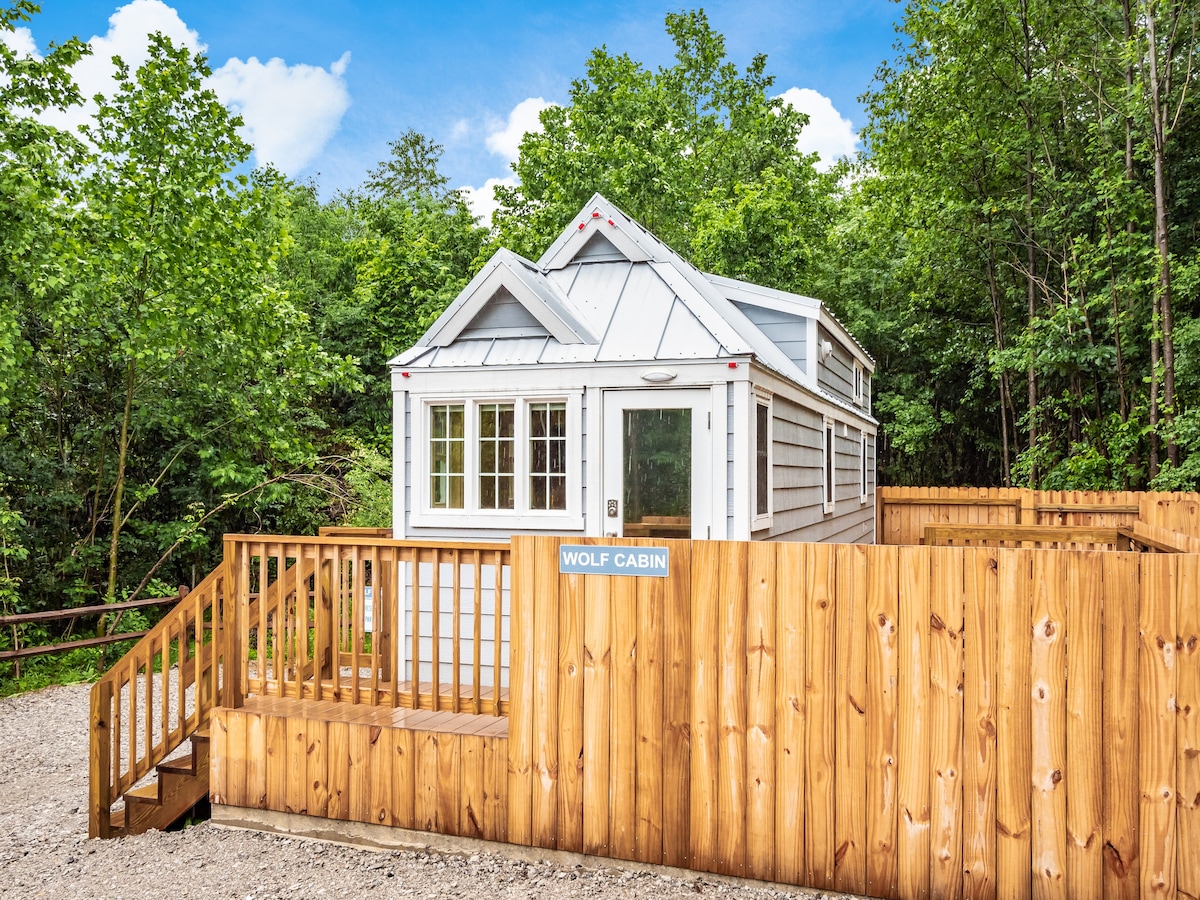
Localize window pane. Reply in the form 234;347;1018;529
500;440;514;472
532;440;547;473
480;406;495;438
623;408;691;537
480;477;496;508
549;475;566;511
498;475;514;509
531;477;547;509
499;407;515;436
549;404;566;438
429;404;464;509
756;403;769;517
530;406;547;438
480;441;495;472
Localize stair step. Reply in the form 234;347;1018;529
157;752;199;778
125;783;161;804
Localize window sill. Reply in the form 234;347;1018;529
410;510;585;531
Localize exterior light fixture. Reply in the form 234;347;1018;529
640;369;678;383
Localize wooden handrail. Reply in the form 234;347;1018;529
0;593;184;627
225;535;513;718
88;566;231;839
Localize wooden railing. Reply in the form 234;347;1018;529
878;486;1200;546
88;566;231;838
223;535;512;715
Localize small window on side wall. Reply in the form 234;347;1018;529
860;432;869;504
853;362;864;405
753;392;772;529
823;416;835;514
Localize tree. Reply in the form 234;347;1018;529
492;9;835;291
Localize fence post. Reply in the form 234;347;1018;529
222;538;245;709
88;680;113;839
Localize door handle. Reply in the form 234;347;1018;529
607;499;618;518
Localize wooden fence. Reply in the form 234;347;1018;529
878;486;1200;546
505;535;1199;900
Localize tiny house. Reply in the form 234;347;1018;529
389;194;877;544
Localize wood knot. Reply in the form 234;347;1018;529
988;558;998;572
819;600;828;609
931;613;946;631
878;613;888;628
1043;621;1055;638
1051;769;1062;786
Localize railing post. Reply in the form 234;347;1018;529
222;538;245;709
88;680;113;839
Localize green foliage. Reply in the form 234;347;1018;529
492;9;833;290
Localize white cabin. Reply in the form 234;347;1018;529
389;194;877;543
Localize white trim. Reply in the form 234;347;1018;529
751;387;774;533
859;429;869;505
392;389;407;539
585;385;603;536
822;415;835;515
409;391;584;530
709;383;728;539
732;381;751;539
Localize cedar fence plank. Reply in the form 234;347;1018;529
805;542;836;890
962;549;998;900
896;545;931;899
1101;553;1139;900
1139;555;1177;898
583;572;612;857
1030;551;1067;900
610;571;638;861
865;545;899;900
716;542;749;876
662;540;692;869
928;547;964;900
1065;553;1103;897
635;563;665;864
1178;553;1200;900
834;544;868;896
745;542;777;883
996;550;1032;900
690;540;721;873
557;568;585;853
774;542;807;886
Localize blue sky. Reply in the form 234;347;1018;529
10;1;901;217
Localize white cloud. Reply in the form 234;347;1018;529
777;87;858;172
485;96;552;162
1;25;42;60
448;118;471;143
209;51;351;173
459;176;516;227
36;0;202;134
20;0;350;175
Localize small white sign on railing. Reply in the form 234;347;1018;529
363;585;373;633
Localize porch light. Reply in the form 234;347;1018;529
640;369;677;383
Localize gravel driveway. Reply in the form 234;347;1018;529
0;682;858;900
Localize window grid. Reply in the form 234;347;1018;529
429;404;465;509
529;402;567;511
478;403;515;510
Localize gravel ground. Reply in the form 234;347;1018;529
0;682;860;900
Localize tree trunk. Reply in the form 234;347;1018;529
1144;4;1178;468
104;357;136;604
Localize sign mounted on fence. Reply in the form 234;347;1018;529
558;545;670;577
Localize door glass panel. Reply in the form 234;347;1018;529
623;408;691;538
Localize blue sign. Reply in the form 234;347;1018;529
558;544;670;577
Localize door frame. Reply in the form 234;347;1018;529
601;388;715;539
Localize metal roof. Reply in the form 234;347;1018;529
388;193;868;384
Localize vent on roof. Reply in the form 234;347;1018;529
457;286;550;340
570;230;628;264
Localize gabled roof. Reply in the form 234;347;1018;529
416;248;595;347
390;193;873;393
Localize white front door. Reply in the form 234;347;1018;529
602;389;712;539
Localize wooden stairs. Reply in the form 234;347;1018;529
110;727;210;836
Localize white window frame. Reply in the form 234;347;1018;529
823;415;836;515
860;431;869;504
410;392;583;530
752;388;773;532
853;361;864;406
